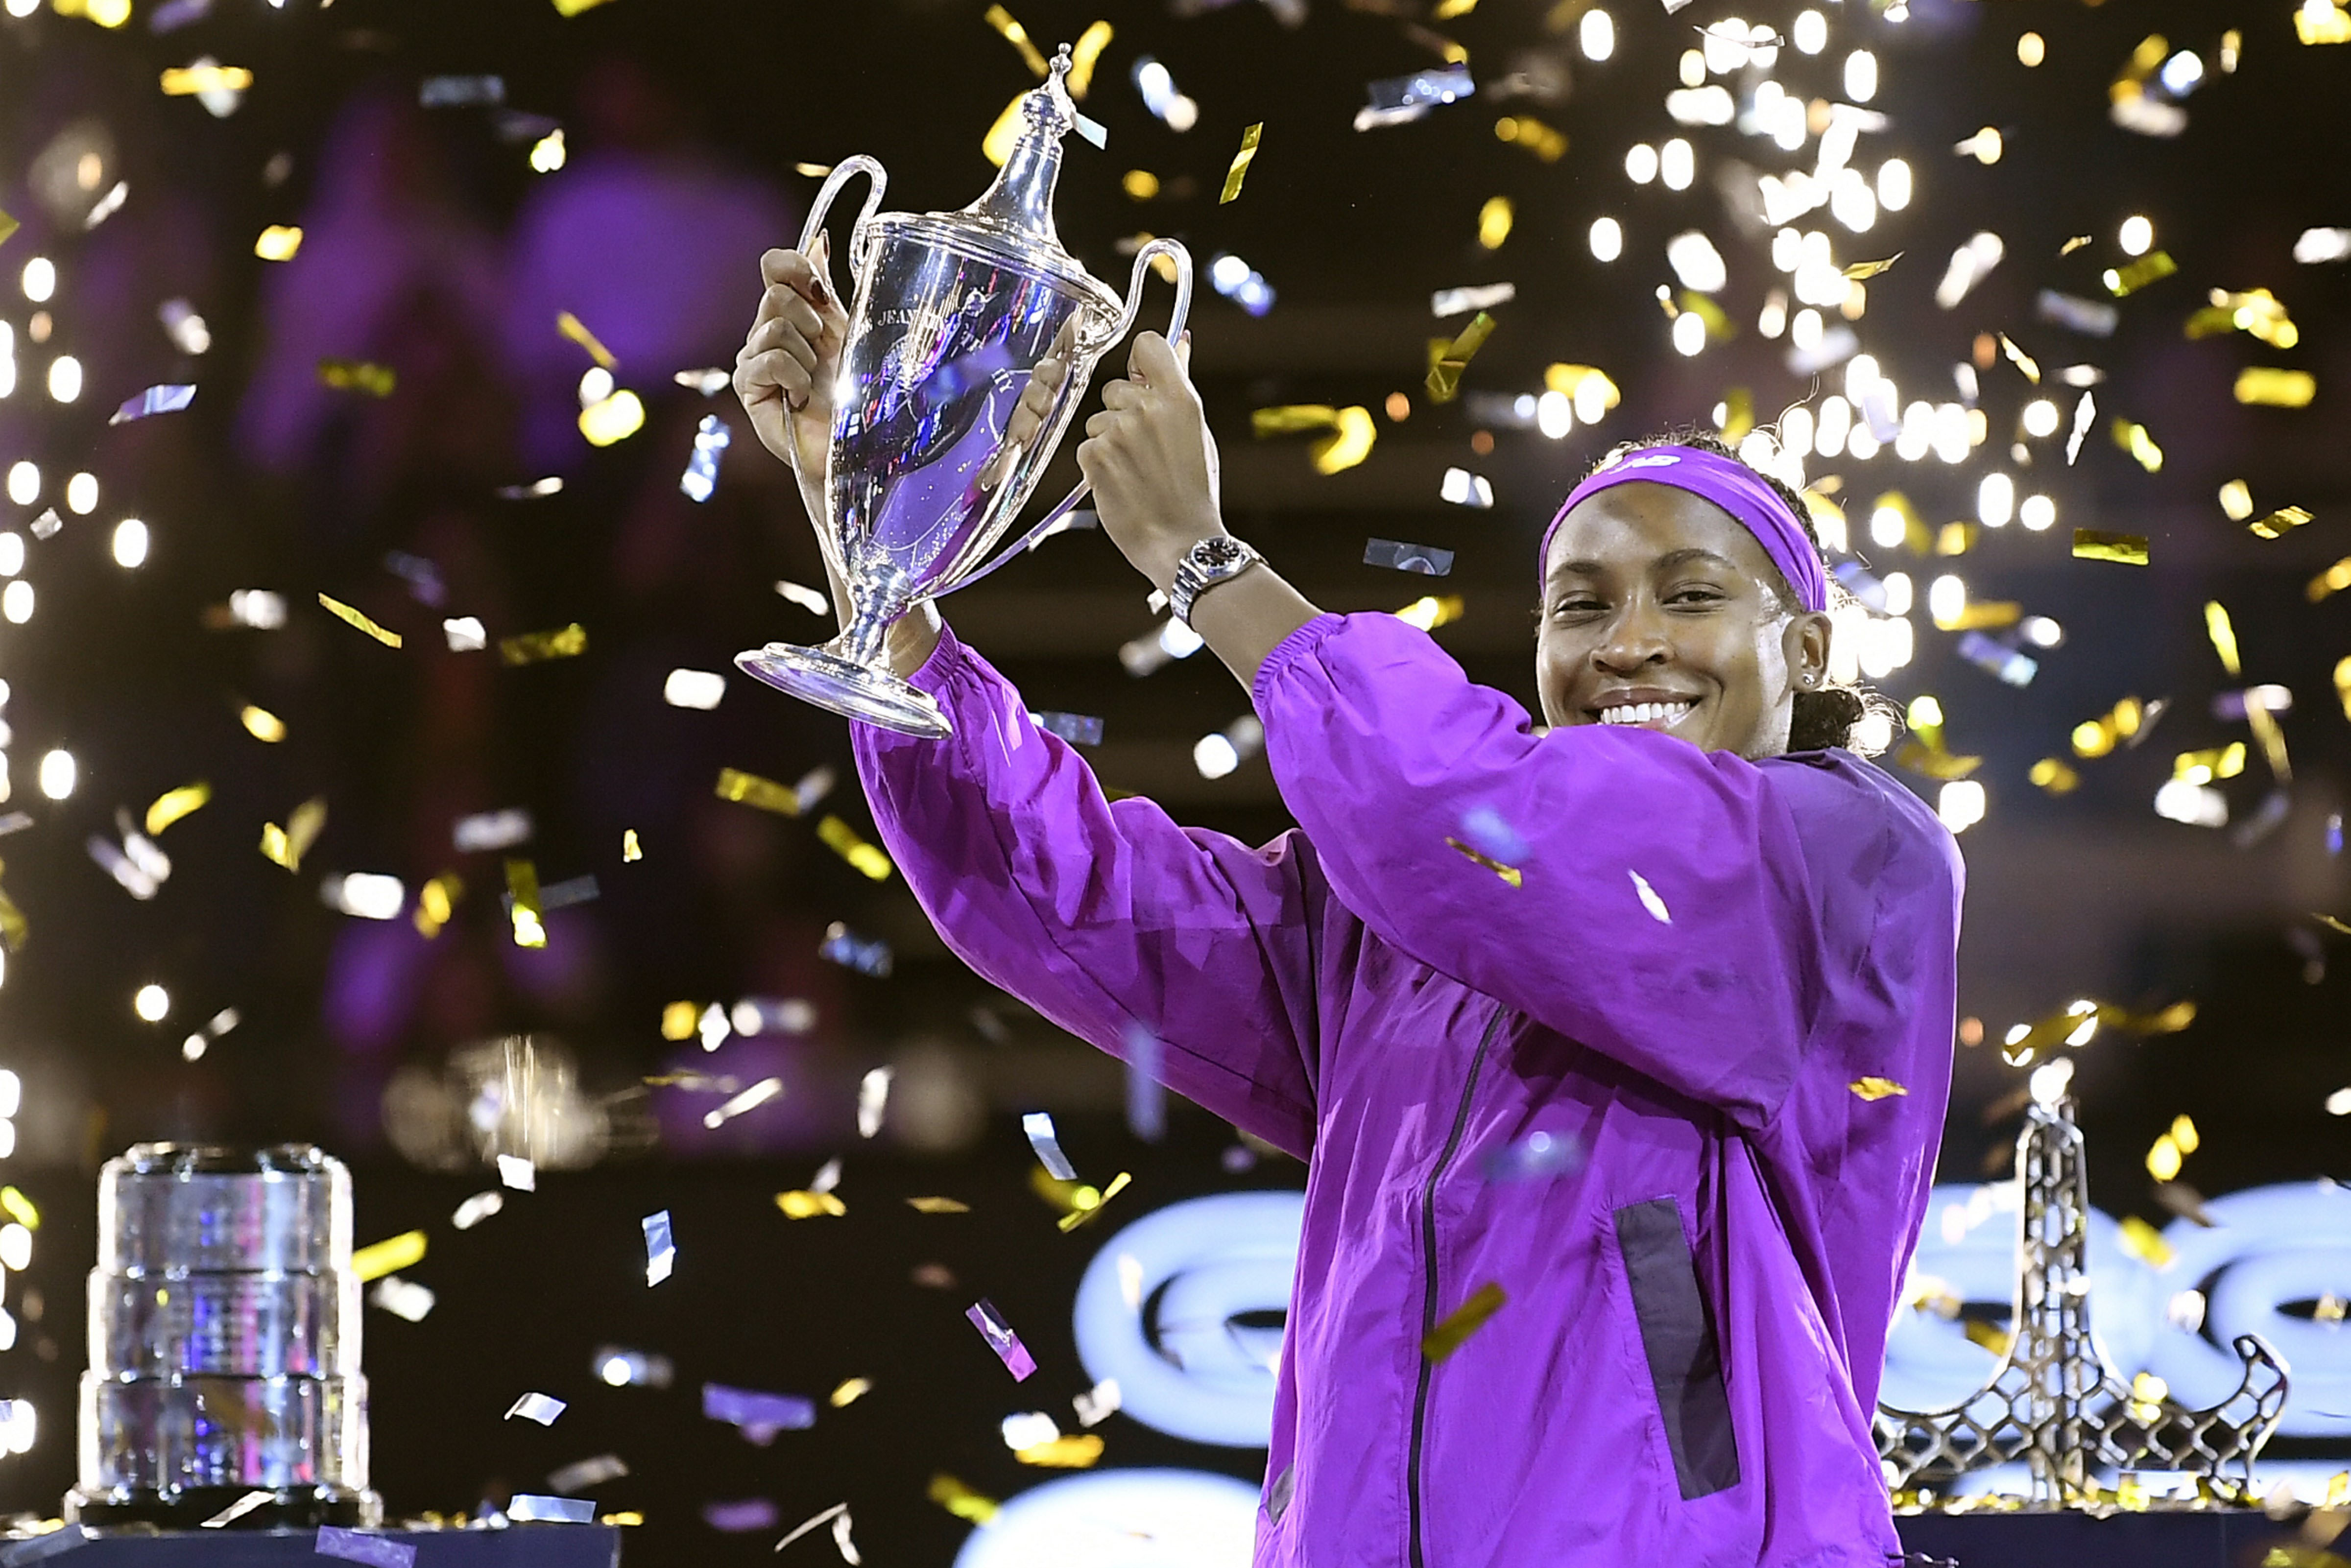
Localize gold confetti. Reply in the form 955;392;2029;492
2309;557;2351;603
1433;0;1478;15
239;705;287;742
1120;169;1159;200
1962;1319;2014;1358
2234;367;2317;408
1445;836;1521;887
1016;1434;1105;1468
0;888;26;952
776;1189;846;1219
817;815;893;882
982;4;1050;76
2102;250;2177;297
2203;601;2242;677
829;1378;872;1407
350;1230;426;1282
1843;253;1903;280
550;0;622;14
318;358;396;397
1996;333;2040;383
2111;419;2164;472
499;623;587;665
578;390;645;446
254;225;303;261
2247;702;2291;783
555;310;617;369
2059;234;2091;255
2029;758;2080;794
622;828;642;861
1220;122;1264;205
2173;743;2246;784
2247;505;2312;540
413;874;460;938
1056;1171;1133;1233
144;782;210;836
714;767;801;816
1067;21;1113;97
1395;595;1465;632
2337;654;2351;716
2073;529;2149;566
318;593;402;647
0;1188;39;1230
260;797;327;872
2184;287;2298;349
927;1475;999;1526
1477;195;1513;250
2070;696;2151;759
505;859;548;948
0;208;16;248
1492;115;1568;162
2146;1132;2184;1182
1421;1281;1506;1361
1251;404;1376;475
160;63;253;95
906;1197;971;1214
1425;311;1497;403
2299;1;2351;43
1895;739;1983;781
1850;1077;1910;1101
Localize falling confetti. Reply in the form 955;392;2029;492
108;384;196;425
1421;1281;1506;1361
499;623;587;665
966;1298;1040;1380
2072;529;2150;566
1220;122;1264;204
504;1392;567;1425
318;594;401;647
1850;1077;1910;1101
1444;836;1522;887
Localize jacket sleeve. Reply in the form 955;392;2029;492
1251;611;1835;1130
850;626;1320;1156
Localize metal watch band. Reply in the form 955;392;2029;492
1169;538;1263;626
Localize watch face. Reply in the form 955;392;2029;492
1195;538;1244;570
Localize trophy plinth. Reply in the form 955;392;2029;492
737;46;1193;738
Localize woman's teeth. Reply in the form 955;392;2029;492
1598;701;1695;726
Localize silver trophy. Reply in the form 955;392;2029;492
736;46;1194;738
69;1144;378;1528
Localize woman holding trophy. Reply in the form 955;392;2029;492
736;178;1961;1568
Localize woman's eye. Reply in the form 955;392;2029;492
1668;587;1726;606
1552;597;1605;616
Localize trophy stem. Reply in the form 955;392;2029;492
736;563;951;738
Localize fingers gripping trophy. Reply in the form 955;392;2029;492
734;46;1194;738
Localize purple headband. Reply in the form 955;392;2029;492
1538;444;1827;614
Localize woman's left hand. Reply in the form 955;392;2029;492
1075;332;1226;594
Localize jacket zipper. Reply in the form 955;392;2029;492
1406;1007;1506;1568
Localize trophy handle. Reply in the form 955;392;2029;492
930;240;1197;597
798;155;888;292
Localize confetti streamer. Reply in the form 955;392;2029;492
260;797;327;872
504;859;547;948
255;226;303;261
702;1077;783;1129
967;1298;1040;1380
679;414;730;502
315;1529;413;1568
546;1456;627;1495
0;209;17;249
774;1189;845;1218
349;1230;426;1282
1842;253;1902;281
816;816;893;881
773;1504;848;1555
318;593;401;648
1364;539;1454;576
201;1493;274;1529
144;781;210;836
504;1497;595;1524
318;359;396;397
1445;836;1522;887
2234;368;2317;408
1492;114;1567;160
642;1210;673;1284
715;767;800;816
1056;1171;1132;1232
2102;251;2178;296
160;64;251;95
1073;1379;1122;1426
2246;505;2312;540
1220;122;1264;204
1850;1077;1909;1101
454;809;532;853
418;75;504;108
1022;1112;1078;1179
1425;311;1496;403
927;1475;1000;1526
499;623;587;665
1628;870;1672;924
1032;711;1104;746
108;384;195;425
1431;282;1514;317
2072;529;2150;566
1421;1281;1506;1361
858;1067;893;1138
622;829;642;862
906;1197;969;1214
2203;601;2242;677
505;1391;566;1425
2037;289;2118;337
555;310;617;369
982;4;1051;75
820;922;892;976
703;1382;816;1436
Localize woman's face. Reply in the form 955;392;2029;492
1536;483;1831;759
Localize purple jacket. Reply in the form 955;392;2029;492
852;611;1963;1567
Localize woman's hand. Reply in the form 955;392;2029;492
1075;332;1226;594
735;237;847;517
735;238;942;679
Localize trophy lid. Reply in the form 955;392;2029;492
883;45;1117;314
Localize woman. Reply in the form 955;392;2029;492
736;245;1962;1568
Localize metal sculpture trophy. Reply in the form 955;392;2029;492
1876;1088;2287;1508
737;46;1194;739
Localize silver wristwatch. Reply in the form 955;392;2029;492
1168;536;1263;626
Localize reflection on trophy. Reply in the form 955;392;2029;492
736;46;1194;738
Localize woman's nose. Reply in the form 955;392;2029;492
1592;602;1671;672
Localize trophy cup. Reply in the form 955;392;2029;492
736;46;1195;738
68;1144;378;1528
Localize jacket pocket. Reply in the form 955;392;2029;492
1612;1197;1740;1500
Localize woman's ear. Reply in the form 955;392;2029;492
1784;611;1832;692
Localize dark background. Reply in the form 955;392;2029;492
0;0;2345;1557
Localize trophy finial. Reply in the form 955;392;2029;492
965;47;1081;245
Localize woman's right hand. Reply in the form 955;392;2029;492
735;236;846;510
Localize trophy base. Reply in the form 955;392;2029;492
735;642;952;739
67;1483;382;1530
